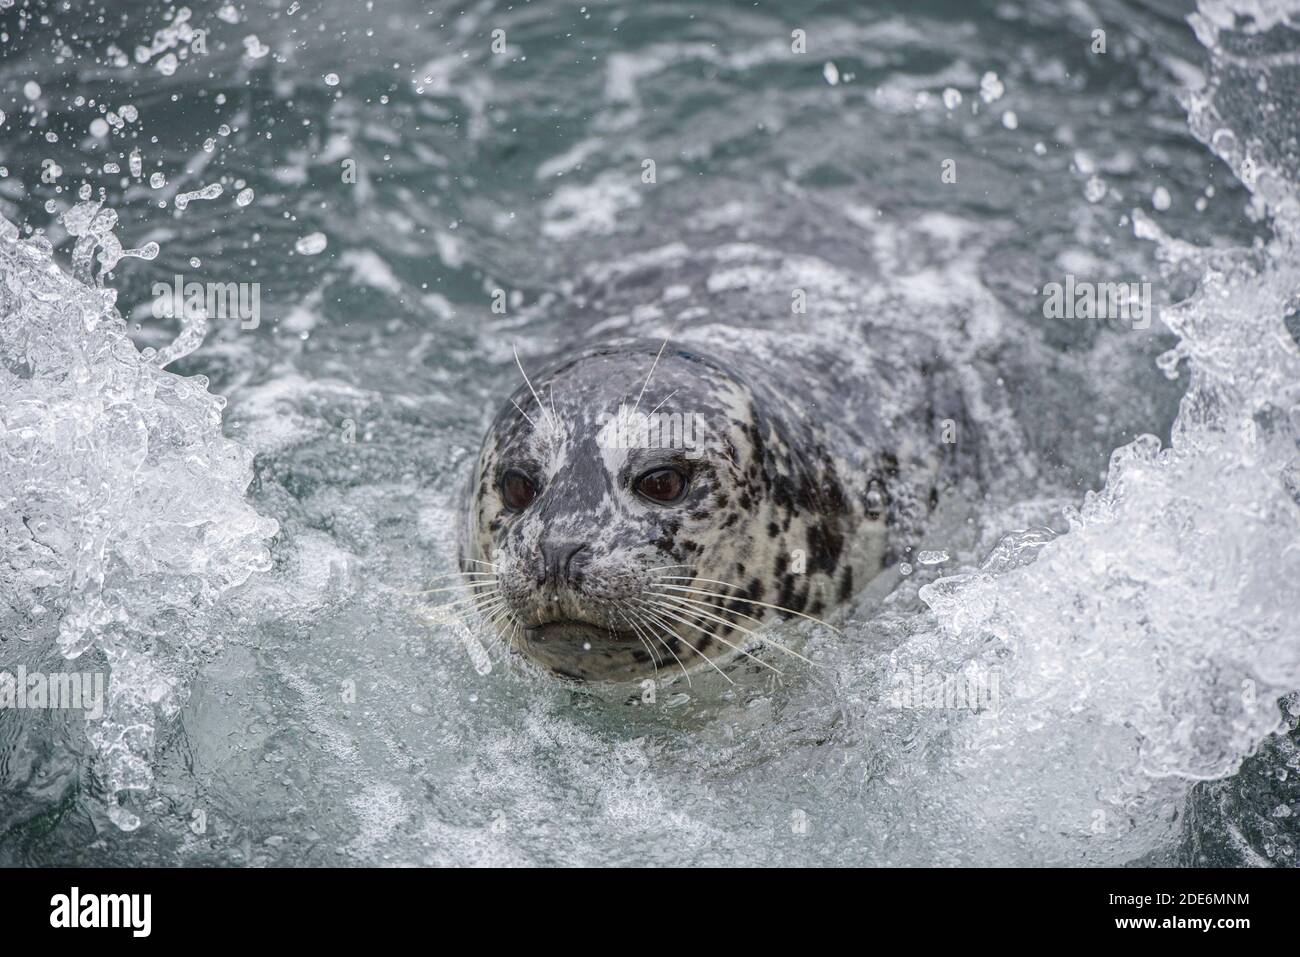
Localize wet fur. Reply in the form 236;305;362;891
460;323;966;682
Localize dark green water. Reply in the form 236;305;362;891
1;0;1297;865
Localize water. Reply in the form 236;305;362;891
0;0;1297;865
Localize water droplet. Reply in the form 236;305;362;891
295;232;328;255
243;35;270;59
979;71;1004;103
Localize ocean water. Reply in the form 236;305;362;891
0;0;1297;866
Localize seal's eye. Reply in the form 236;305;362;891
501;470;538;511
634;467;687;504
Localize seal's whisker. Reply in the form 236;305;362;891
422;570;500;583
513;343;559;433
647;388;677;415
651;578;843;634
482;602;515;633
614;606;660;682
652;591;765;627
400;572;498;595
614;603;661;666
510;398;538;429
636;604;733;685
646;593;812;667
462;558;501;570
639;598;783;675
632;334;673;413
619;600;691;686
410;580;500;596
647;563;696;572
424;591;502;615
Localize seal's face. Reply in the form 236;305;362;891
461;343;873;682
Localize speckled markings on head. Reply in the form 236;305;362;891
458;320;970;682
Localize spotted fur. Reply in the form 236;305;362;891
461;331;961;681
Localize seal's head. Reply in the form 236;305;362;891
460;341;873;681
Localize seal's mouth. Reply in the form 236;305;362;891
523;619;637;645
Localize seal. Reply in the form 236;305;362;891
453;320;969;682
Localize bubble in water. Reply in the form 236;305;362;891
0;110;6;127
324;72;341;87
89;118;109;138
295;232;328;255
1084;176;1107;203
917;550;950;565
822;62;839;86
942;87;962;110
236;187;255;207
157;53;178;76
23;80;40;100
119;104;138;123
979;71;1005;103
189;257;201;268
129;149;142;177
1152;186;1172;211
243;35;270;59
1001;110;1018;130
149;172;165;188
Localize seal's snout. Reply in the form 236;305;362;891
536;540;588;588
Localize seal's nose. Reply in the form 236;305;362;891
538;541;588;587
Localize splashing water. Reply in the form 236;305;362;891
0;205;277;829
899;0;1300;861
0;0;1296;864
